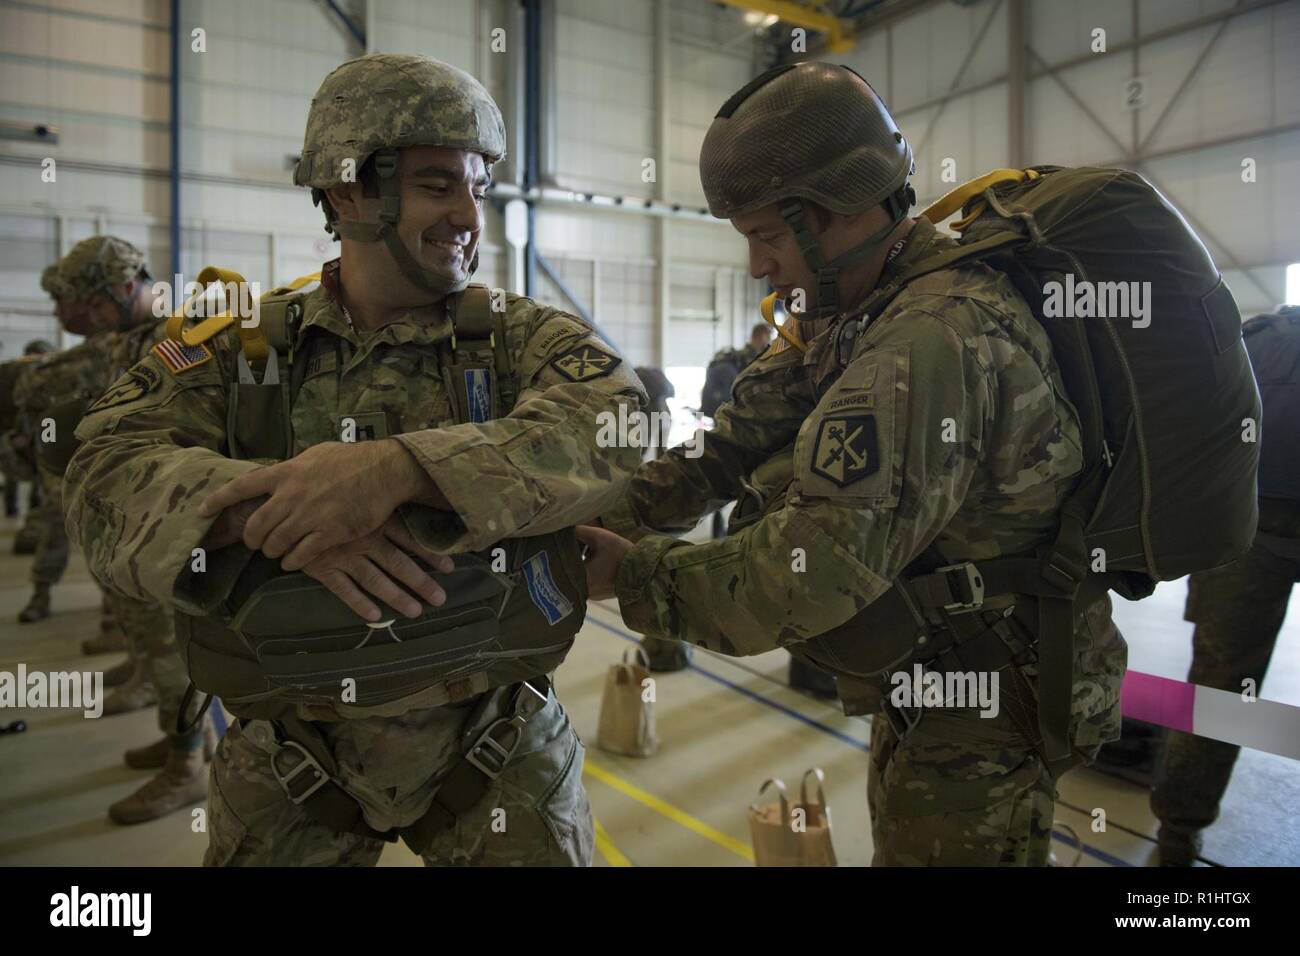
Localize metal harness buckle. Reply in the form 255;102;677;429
464;680;548;781
270;740;330;805
935;562;985;614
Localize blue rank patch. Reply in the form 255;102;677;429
464;368;491;423
522;550;573;626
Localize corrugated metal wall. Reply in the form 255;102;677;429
0;0;764;365
832;0;1300;317
2;0;1295;361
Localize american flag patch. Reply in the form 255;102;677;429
152;339;213;374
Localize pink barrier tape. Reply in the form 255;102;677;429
1122;670;1300;760
1121;671;1195;734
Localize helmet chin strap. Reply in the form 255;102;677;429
778;192;911;320
102;278;145;331
330;148;478;296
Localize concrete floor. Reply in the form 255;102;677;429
2;508;1298;867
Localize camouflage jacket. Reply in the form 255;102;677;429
14;320;168;480
604;219;1125;744
0;356;46;479
13;335;112;419
66;271;645;615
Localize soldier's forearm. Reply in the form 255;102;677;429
65;438;262;608
393;390;644;552
615;501;891;657
379;438;451;510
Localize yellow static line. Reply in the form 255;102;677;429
593;818;632;867
584;758;755;863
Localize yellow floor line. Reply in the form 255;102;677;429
584;758;755;863
593;817;632;867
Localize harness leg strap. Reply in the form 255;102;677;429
263;678;553;853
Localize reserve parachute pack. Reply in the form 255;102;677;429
166;268;588;721
786;167;1260;770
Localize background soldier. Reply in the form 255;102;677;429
632;365;673;460
65;54;643;865
8;263;108;626
1;328;56;548
56;235;215;823
1152;305;1300;866
580;63;1126;866
700;322;773;420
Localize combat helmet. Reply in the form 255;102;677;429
700;62;915;318
39;263;69;302
294;53;506;294
59;235;150;324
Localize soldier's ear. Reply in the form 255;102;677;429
323;182;366;223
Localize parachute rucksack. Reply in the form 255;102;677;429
166;268;588;722
803;166;1261;771
701;348;748;418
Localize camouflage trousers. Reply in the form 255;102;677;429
1151;538;1298;832
868;703;1058;865
205;688;594;867
30;468;68;585
3;469;37;516
108;593;189;736
867;598;1126;866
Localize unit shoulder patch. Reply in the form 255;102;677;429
550;342;621;383
153;339;214;375
810;414;881;488
87;366;162;413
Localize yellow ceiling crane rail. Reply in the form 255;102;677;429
717;0;856;53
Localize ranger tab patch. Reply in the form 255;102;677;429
153;339;213;375
551;343;620;383
811;415;881;487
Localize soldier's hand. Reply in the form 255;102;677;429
575;524;633;601
299;516;455;622
202;496;266;550
197;440;437;568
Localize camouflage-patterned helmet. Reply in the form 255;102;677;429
700;62;912;219
24;339;56;355
293;53;505;294
59;235;148;303
293;53;506;190
39;263;68;301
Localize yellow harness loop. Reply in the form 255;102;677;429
164;268;321;363
923;168;1039;232
760;291;808;355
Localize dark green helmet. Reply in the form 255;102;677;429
701;63;914;318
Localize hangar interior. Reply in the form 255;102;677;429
1;0;1298;868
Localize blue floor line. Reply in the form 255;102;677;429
585;607;1132;867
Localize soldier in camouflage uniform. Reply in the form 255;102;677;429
8;264;109;624
581;63;1125;866
1152;307;1300;866
65;54;643;865
56;235;216;823
1;307;57;551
